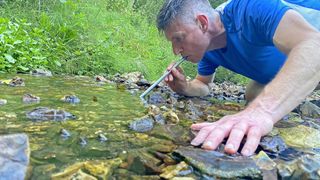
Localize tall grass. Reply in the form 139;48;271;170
0;0;248;84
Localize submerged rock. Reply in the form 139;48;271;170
148;92;167;105
22;93;40;103
51;159;122;180
60;129;71;139
31;69;52;77
129;115;154;133
173;146;261;179
98;134;108;142
277;154;320;179
279;125;320;148
26;107;76;121
60;95;80;104
0;99;7;106
0;134;30;180
160;161;191;179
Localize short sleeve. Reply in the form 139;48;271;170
197;52;219;76
245;0;291;44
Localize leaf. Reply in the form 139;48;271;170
60;0;67;3
54;60;62;67
4;54;16;63
13;40;23;45
18;65;29;71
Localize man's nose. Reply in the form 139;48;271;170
172;44;183;56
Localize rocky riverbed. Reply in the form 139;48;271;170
0;71;320;179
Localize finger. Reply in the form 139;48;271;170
241;126;262;156
202;123;233;150
171;68;183;80
190;126;215;146
168;74;173;81
191;122;215;131
176;66;184;74
225;123;248;154
167;63;175;70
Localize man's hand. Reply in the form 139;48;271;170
164;62;188;93
190;108;274;156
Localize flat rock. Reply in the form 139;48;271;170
0;134;30;180
173;146;261;179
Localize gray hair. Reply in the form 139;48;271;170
156;0;215;32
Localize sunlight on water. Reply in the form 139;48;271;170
0;74;145;177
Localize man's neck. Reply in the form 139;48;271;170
207;14;227;51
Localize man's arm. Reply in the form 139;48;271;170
248;10;320;123
190;10;320;156
181;74;214;96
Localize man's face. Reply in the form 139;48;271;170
164;20;210;63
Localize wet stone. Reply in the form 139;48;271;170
136;79;150;87
61;95;80;104
129;115;154;133
0;134;30;180
94;75;108;82
259;135;287;154
0;99;7;106
31;69;52;77
98;134;108;142
60;129;71;139
148;92;167;105
173;146;261;179
298;101;320;119
79;137;87;146
9;77;25;87
26;107;76;121
153;114;166;125
277;154;320;179
22;93;40;103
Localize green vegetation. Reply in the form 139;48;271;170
0;0;248;84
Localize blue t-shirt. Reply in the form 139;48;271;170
198;0;320;84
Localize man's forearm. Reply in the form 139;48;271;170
247;35;320;123
178;79;211;97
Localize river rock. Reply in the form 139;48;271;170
173;146;261;179
0;134;30;180
22;93;40;103
277;154;320;179
298;101;320;119
9;77;25;87
60;95;80;104
129;115;154;133
26;107;76;121
0;99;7;106
31;69;52;77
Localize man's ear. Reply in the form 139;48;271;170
196;14;209;33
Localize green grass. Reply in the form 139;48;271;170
0;0;248;84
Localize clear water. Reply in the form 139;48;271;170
0;74;146;178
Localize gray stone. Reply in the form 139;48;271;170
299;101;320;119
174;146;261;179
0;99;7;106
0;134;30;180
129;115;154;133
26;107;76;121
31;68;52;77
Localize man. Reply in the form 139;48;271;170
156;0;320;156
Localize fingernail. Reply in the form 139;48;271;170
191;140;200;146
203;141;213;148
225;144;234;151
242;149;251;156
